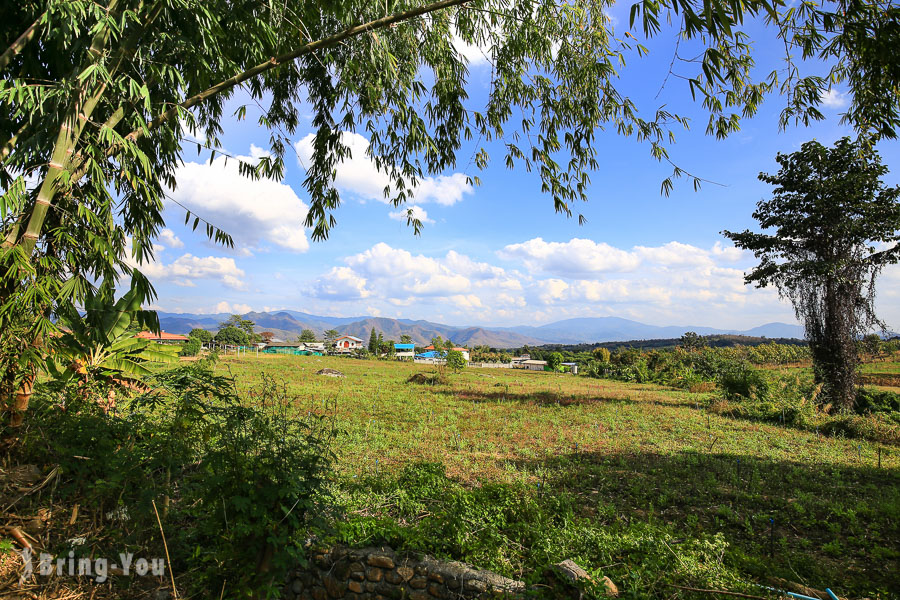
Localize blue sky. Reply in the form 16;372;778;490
139;11;900;331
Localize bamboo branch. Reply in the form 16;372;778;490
16;0;471;256
71;0;471;186
0;12;45;72
16;0;127;255
125;0;471;145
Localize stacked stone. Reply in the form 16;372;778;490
284;546;525;600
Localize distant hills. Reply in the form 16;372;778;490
156;310;804;348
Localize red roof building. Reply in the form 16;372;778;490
136;331;190;343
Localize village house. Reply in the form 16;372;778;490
135;331;189;344
510;355;531;367
332;335;364;354
519;359;548;371
394;343;415;359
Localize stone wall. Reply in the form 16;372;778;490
283;546;525;600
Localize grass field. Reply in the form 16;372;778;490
209;354;900;599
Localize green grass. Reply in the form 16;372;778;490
209;354;899;599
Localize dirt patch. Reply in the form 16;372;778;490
859;373;900;388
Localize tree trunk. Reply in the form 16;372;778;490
820;281;859;411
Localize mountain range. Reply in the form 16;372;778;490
156;310;805;347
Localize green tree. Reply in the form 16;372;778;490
324;330;340;347
215;326;250;347
680;332;707;351
368;328;378;354
400;334;413;344
189;328;213;343
298;329;317;343
724;138;900;410
861;334;883;360
547;352;564;371
220;315;255;336
446;349;466;373
591;347;611;363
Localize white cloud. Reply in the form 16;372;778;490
143;253;247;290
297;238;801;329
169;152;309;253
294;132;473;207
499;237;641;276
308;243;523;306
389;205;434;224
500;238;745;277
157;228;184;249
310;266;371;300
214;301;252;314
820;88;848;109
452;33;490;66
633;241;712;267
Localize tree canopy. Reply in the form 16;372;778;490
189;328;213;343
724;137;900;408
215;326;250;347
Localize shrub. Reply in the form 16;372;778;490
22;364;336;598
717;360;769;400
179;337;201;357
855;388;900;421
177;377;336;595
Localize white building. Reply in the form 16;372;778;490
520;359;548;371
451;347;470;361
333;335;364;353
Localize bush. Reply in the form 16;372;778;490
855;388;900;421
177;377;336;595
22;364;336;598
179;337;201;357
717;360;769;400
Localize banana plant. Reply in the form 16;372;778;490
47;279;177;390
